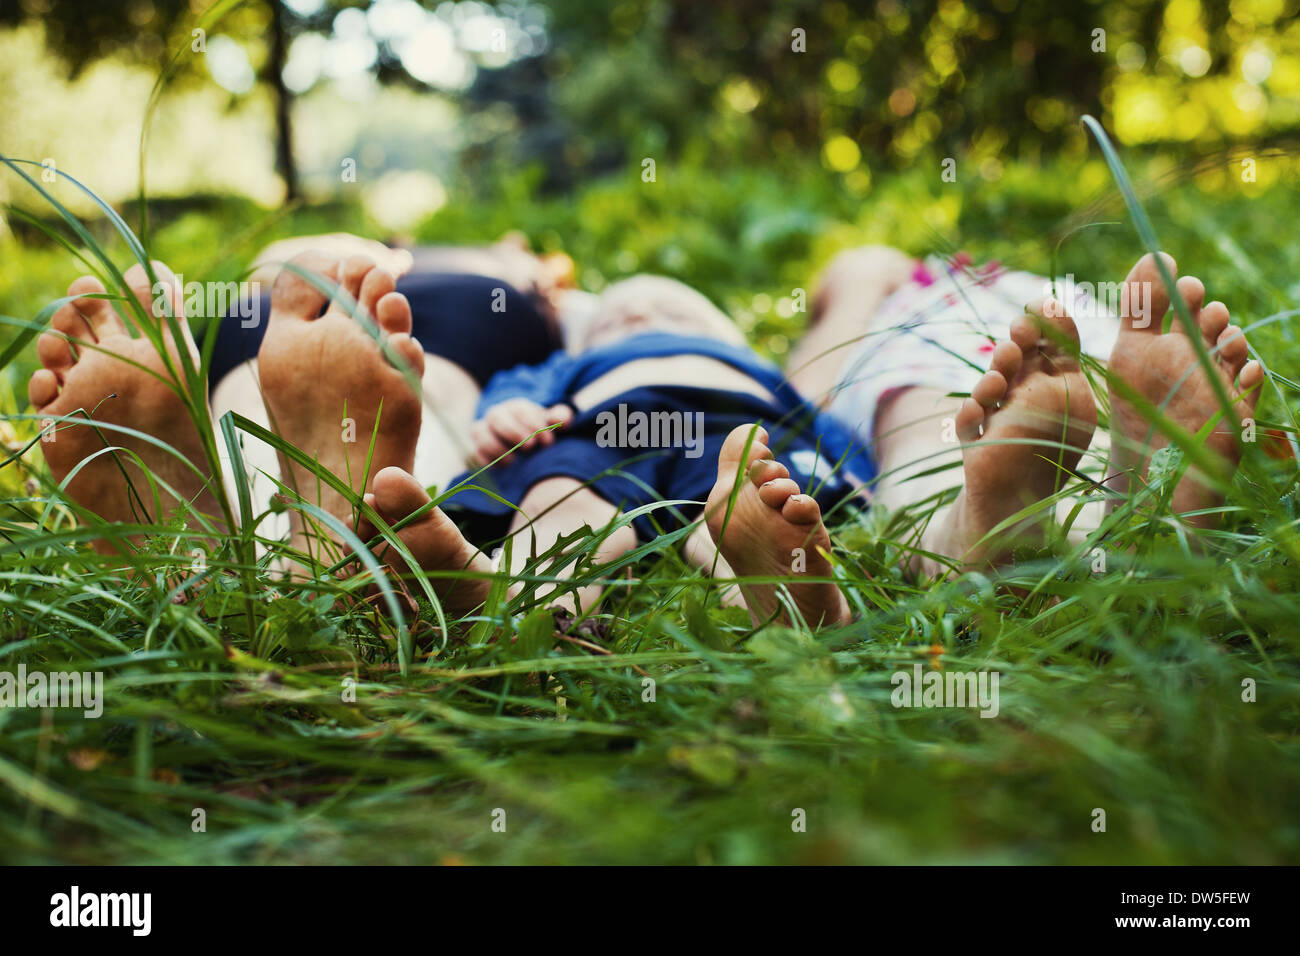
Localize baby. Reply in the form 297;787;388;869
369;273;872;626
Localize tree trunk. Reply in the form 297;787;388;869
267;0;298;202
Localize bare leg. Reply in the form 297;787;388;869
503;477;637;615
876;303;1097;577
355;470;635;620
1106;253;1264;528
786;245;914;406
213;350;479;547
872;386;966;520
705;424;850;626
28;263;222;554
681;524;746;608
257;254;425;563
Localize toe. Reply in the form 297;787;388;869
28;368;59;408
387;331;426;378
375;290;413;336
758;477;800;509
1198;300;1230;345
1009;313;1041;356
355;492;380;542
1025;297;1082;355
66;275;121;339
971;369;1007;408
338;255;374;307
749;458;789;487
956;397;984;441
781;493;822;526
1173;276;1205;336
272;252;340;321
371;466;431;521
717;424;771;471
989;340;1023;384
359;266;396;322
1238;360;1264;412
37;331;74;377
51;303;94;354
124;260;182;324
1122;251;1176;332
1217;325;1249;378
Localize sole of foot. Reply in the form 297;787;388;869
1107;252;1264;525
924;301;1098;573
705;424;850;627
258;253;426;557
354;465;492;617
27;262;219;554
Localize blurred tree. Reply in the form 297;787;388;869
520;0;1299;183
0;0;321;200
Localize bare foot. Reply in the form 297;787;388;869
922;301;1097;573
27;263;219;553
258;254;425;556
354;466;492;616
706;424;850;627
1107;253;1264;526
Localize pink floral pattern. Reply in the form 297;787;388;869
826;254;1121;460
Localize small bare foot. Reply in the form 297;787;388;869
706;424;850;627
27;263;219;552
1107;253;1264;526
922;301;1097;573
354;466;492;616
258;254;425;556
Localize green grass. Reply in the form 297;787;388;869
1;137;1299;864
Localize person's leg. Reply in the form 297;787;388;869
680;524;746;608
875;303;1097;577
502;477;637;614
27;262;223;553
356;466;493;617
212;272;551;545
354;468;636;620
785;245;915;405
256;253;425;564
211;350;478;542
1106;253;1264;528
871;385;966;520
703;424;850;627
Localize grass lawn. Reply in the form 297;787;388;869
1;144;1298;865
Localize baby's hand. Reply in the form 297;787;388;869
470;399;573;466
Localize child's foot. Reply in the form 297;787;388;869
354;466;492;616
706;424;850;627
923;302;1097;572
1107;253;1264;525
258;254;425;553
27;263;219;552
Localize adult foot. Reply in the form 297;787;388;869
354;466;492;616
27;263;219;552
258;254;425;556
706;424;850;627
1107;252;1264;525
922;301;1097;572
